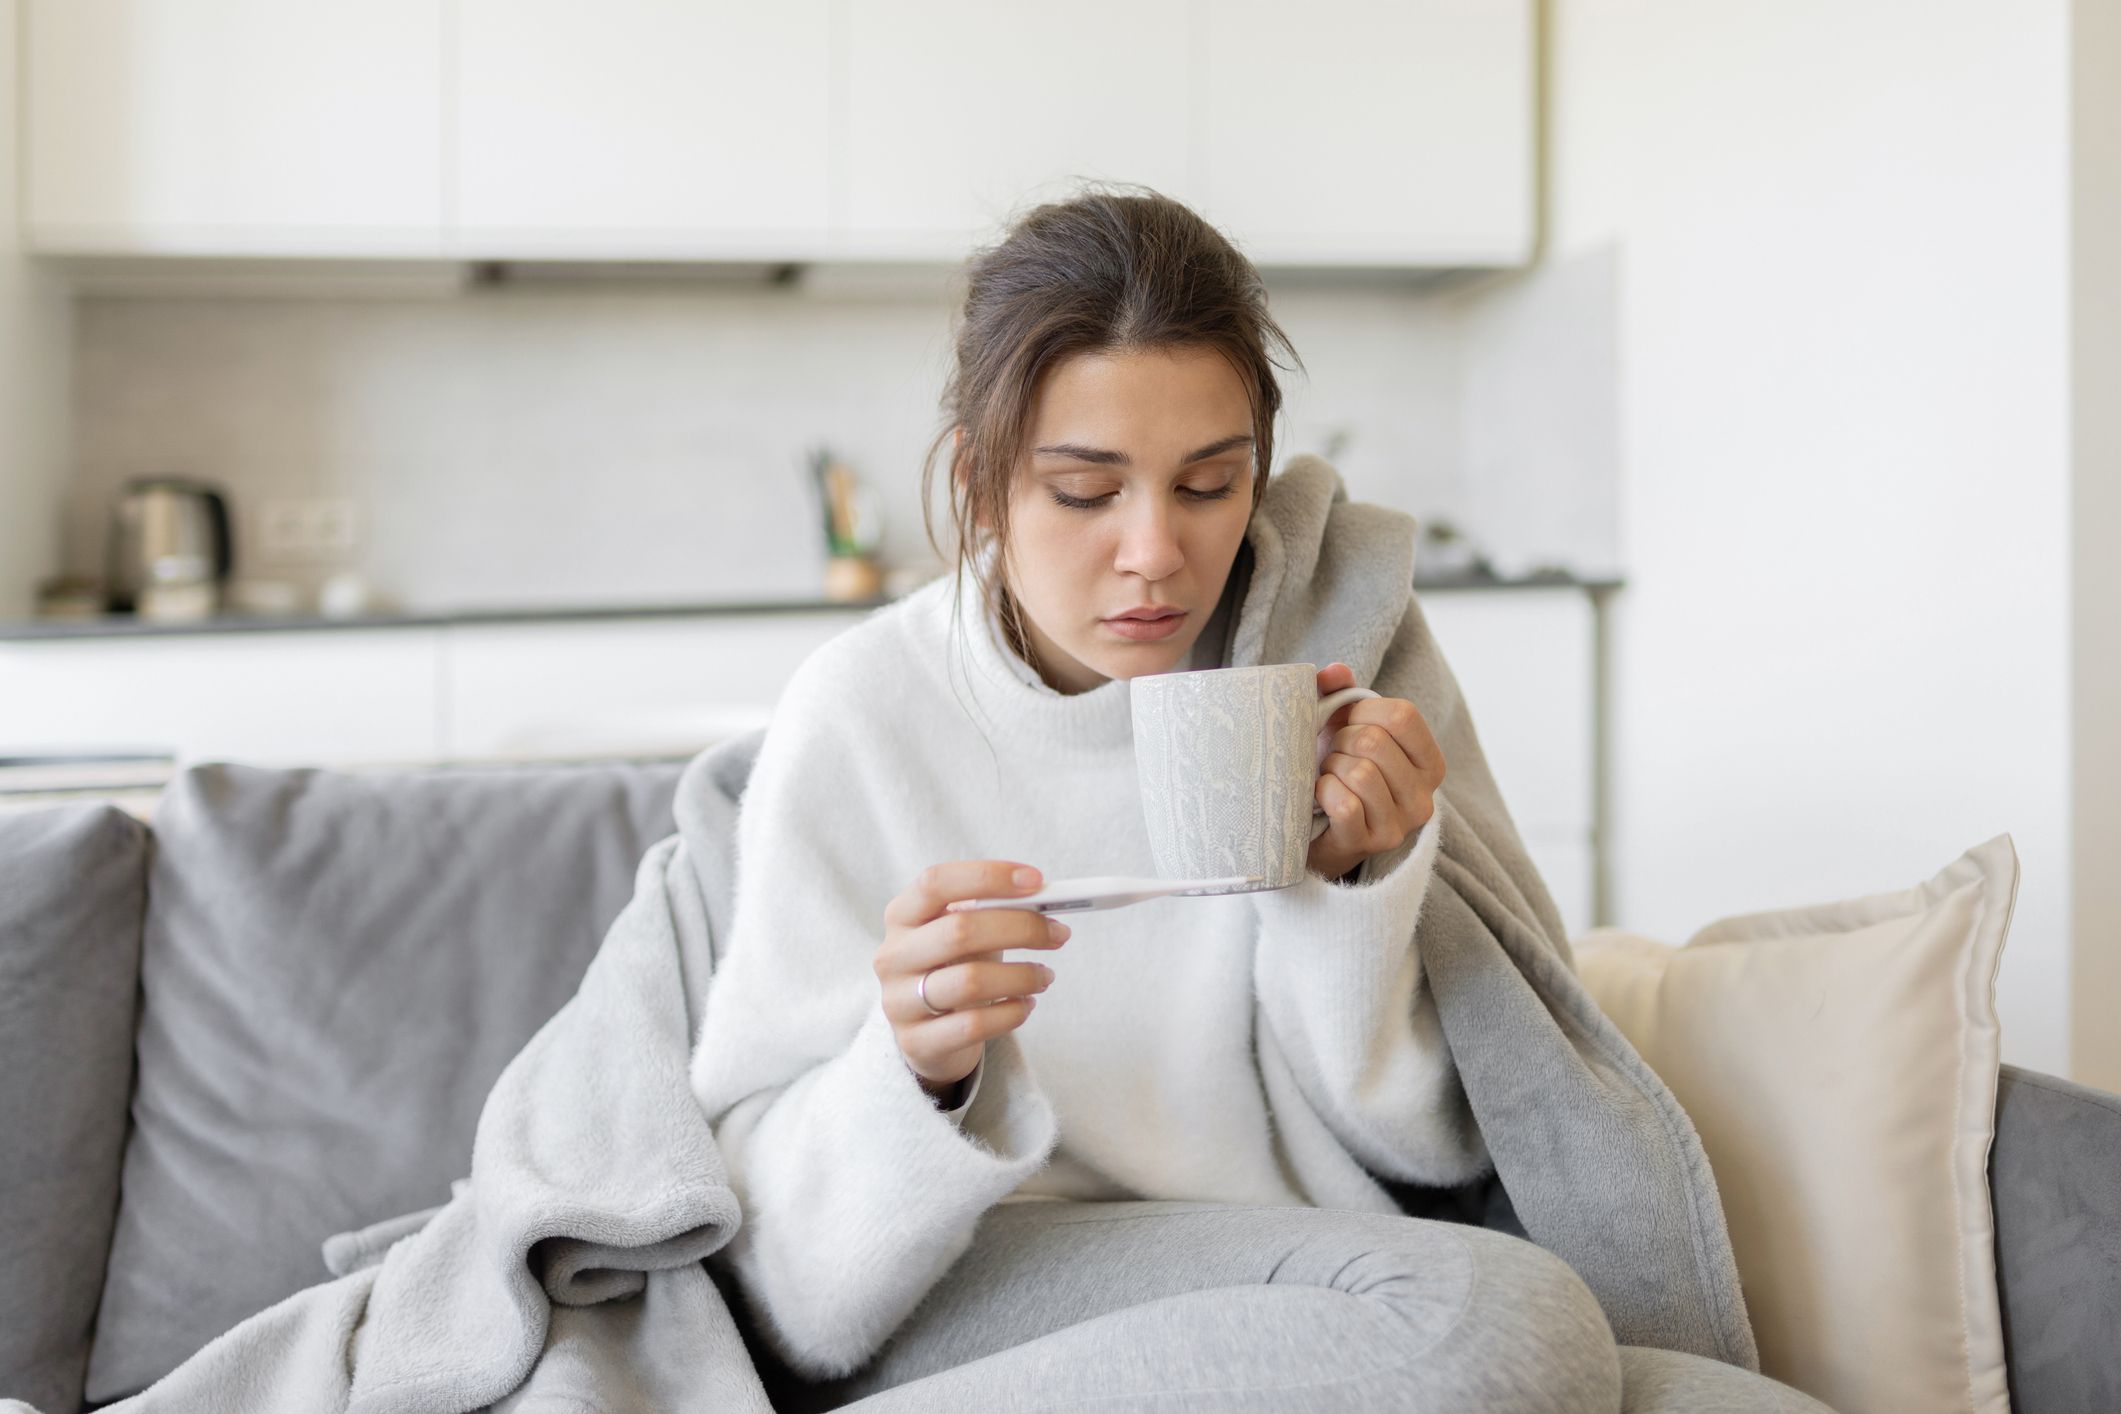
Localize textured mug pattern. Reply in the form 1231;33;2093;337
1133;664;1379;890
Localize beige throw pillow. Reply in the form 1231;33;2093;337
1574;835;2018;1414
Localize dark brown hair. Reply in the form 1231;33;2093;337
918;182;1304;679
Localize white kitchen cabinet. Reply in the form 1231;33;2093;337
837;0;1194;254
0;612;872;768
19;0;1533;268
438;612;866;760
452;0;831;258
442;592;1601;922
0;587;1599;929
1195;0;1534;265
1421;587;1593;836
1421;587;1600;935
835;0;1533;265
24;0;446;256
0;628;445;765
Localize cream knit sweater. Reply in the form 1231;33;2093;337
687;551;1475;1379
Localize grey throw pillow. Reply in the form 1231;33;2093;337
0;802;148;1414
84;757;686;1403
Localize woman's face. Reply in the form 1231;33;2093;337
995;344;1257;695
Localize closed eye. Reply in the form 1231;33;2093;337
1050;485;1237;511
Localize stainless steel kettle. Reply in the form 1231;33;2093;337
106;477;234;614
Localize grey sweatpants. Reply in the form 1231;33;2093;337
745;1200;1836;1413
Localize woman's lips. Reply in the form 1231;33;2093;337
1102;611;1187;641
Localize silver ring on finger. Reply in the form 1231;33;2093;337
918;967;952;1016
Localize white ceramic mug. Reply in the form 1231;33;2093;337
1131;662;1380;890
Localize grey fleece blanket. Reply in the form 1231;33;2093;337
1225;455;1758;1371
8;454;1758;1413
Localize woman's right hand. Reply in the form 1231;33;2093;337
877;861;1069;1095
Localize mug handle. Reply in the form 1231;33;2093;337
1308;685;1382;841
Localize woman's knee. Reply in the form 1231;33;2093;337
1024;1204;1623;1412
1426;1225;1623;1414
808;1205;1625;1413
1175;1207;1620;1412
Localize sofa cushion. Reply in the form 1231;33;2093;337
1573;834;2016;1414
84;757;686;1404
0;803;148;1414
1991;1063;2121;1412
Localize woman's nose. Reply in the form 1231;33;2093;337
1113;506;1185;582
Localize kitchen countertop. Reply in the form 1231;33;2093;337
0;593;899;640
0;570;1621;642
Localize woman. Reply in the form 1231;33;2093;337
689;187;1828;1413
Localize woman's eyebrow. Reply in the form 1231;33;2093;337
1031;433;1254;467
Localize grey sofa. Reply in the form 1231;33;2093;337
1;755;2116;1413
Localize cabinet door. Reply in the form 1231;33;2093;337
1420;588;1597;932
839;0;1192;256
453;0;831;258
440;613;869;760
1195;0;1533;265
0;630;445;766
24;0;444;255
1420;588;1593;838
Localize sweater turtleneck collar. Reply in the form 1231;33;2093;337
934;539;1243;759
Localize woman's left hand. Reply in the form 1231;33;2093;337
1306;662;1446;884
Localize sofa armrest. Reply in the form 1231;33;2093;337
0;802;148;1414
1990;1063;2121;1412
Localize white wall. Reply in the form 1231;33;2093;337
1549;0;2075;1074
2073;0;2121;1092
0;0;70;619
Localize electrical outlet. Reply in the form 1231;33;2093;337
257;499;360;561
313;500;357;557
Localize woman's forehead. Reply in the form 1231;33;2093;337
1025;348;1252;458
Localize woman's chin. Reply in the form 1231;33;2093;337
1082;640;1191;681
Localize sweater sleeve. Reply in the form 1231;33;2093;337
1246;786;1484;1187
933;1053;984;1121
687;644;1058;1379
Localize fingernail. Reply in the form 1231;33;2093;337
1037;964;1055;983
1014;867;1040;889
1047;919;1070;942
1025;995;1037;1010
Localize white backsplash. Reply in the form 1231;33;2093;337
63;261;1616;613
